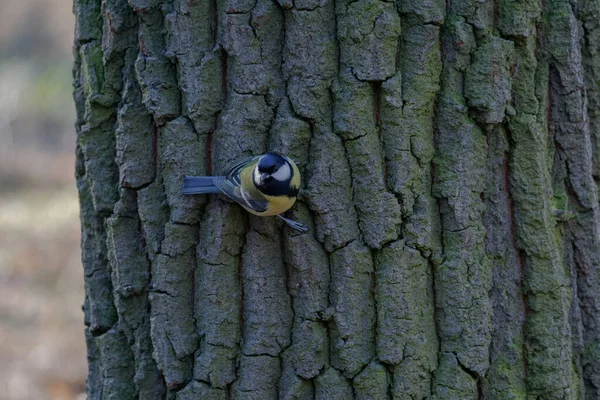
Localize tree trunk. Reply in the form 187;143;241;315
73;0;600;398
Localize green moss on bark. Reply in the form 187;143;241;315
74;0;600;397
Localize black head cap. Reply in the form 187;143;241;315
257;152;286;173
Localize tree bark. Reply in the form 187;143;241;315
73;0;600;398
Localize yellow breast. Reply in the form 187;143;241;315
244;195;297;216
239;154;301;216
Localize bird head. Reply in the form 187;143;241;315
253;153;293;194
254;152;291;185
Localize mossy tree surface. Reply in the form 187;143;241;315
73;0;600;398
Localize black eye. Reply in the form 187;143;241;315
259;165;276;174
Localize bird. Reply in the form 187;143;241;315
182;152;309;232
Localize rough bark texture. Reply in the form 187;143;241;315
74;0;600;398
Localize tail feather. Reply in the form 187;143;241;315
182;176;221;194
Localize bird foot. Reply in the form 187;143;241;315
277;215;309;233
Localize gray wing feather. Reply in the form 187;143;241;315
226;155;261;182
240;186;268;212
214;167;268;213
211;155;260;203
213;177;243;203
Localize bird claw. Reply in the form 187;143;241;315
277;215;309;233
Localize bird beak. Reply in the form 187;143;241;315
261;173;272;182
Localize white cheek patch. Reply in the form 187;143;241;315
253;167;262;186
272;163;291;181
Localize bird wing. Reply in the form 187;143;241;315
225;155;261;184
214;155;268;213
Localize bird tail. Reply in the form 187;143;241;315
182;176;222;194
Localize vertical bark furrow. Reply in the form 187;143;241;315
374;17;443;396
232;355;281;400
572;212;600;398
579;14;600;390
152;2;227;393
314;367;354;400
464;38;515;125
336;0;401;82
334;0;402;249
433;13;493;396
149;225;197;389
133;4;181;124
281;199;327;321
509;65;577;399
213;0;279;169
375;240;437;399
269;99;313;167
329;241;375;377
241;221;293;357
195;201;245;388
148;219;198;392
96;328;138;398
160;116;207;224
282;204;330;379
270;94;329;386
344;127;402;249
211;93;273;173
305;128;360;251
329;4;402;390
115;61;155;189
78;40;120;215
279;350;315;400
137;180;169;258
282;3;337;122
79;175;119;335
461;22;527;399
129;318;165;399
333;69;402;248
79;178;122;396
432;352;478;399
249;0;286;107
165;0;223;135
140;112;203;393
136;4;229;392
353;360;389;400
547;1;600;396
284;2;358;252
84;328;103;400
579;0;600;181
106;215;150;302
496;2;541;397
104;0;156;191
377;17;442;396
278;7;348;386
481;126;527;399
382;20;442;258
106;214;165;399
75;0;130;396
498;0;579;393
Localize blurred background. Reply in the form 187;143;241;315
0;0;86;399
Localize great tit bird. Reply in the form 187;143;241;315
182;152;309;232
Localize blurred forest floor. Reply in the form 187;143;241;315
0;0;87;399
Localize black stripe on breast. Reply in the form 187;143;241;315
257;180;296;197
287;186;299;198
